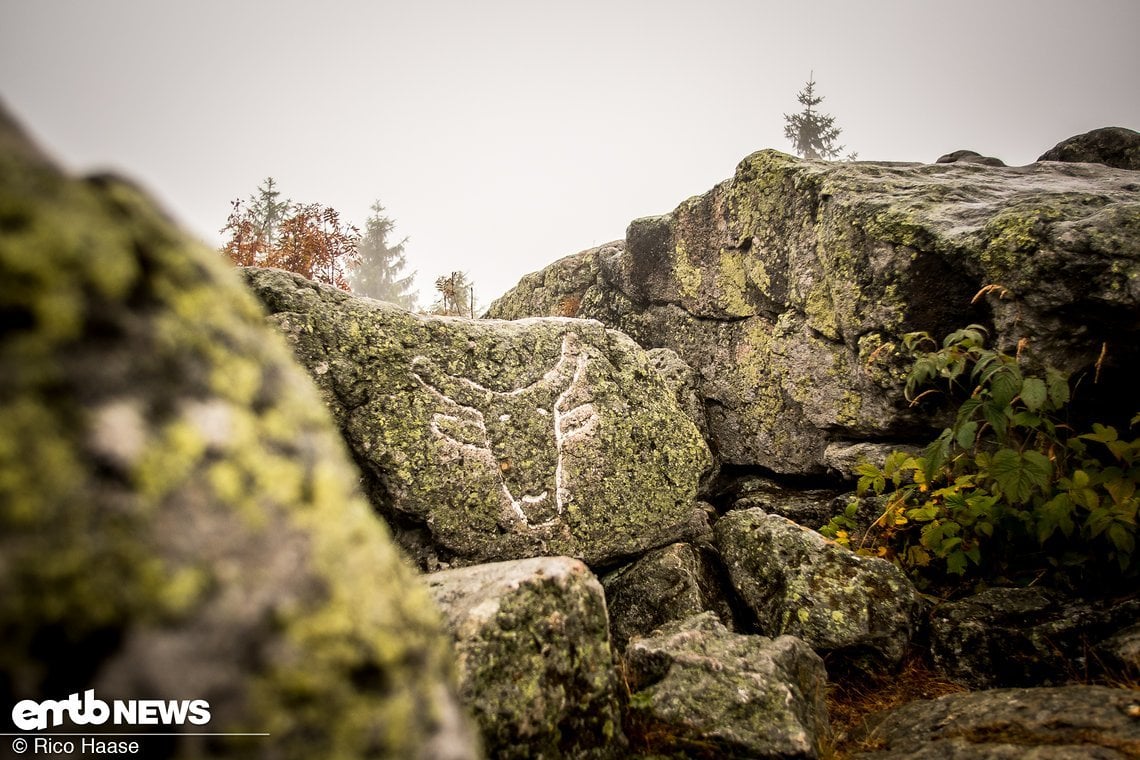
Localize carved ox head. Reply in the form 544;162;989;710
411;333;599;526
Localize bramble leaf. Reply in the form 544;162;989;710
955;420;979;450
1020;377;1048;412
990;448;1052;503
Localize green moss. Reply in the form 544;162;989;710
864;207;932;250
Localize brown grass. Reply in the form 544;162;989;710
822;654;969;759
555;294;582;317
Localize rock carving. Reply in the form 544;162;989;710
412;333;599;527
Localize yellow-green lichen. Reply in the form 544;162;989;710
673;240;703;301
716;248;755;317
1;121;470;759
803;280;840;340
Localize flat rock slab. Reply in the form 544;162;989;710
244;267;711;568
930;586;1140;688
624;612;829;759
852;686;1140;759
715;508;922;671
427;556;623;759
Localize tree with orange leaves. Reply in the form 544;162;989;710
220;180;360;291
268;203;360;291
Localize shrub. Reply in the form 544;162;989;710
823;324;1139;590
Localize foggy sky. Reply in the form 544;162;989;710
2;0;1138;307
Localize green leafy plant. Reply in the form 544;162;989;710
822;324;1139;588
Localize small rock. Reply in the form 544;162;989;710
624;613;830;759
1099;622;1140;677
724;476;841;528
427;556;624;759
935;149;1007;166
715;508;922;671
822;441;922;482
602;542;735;650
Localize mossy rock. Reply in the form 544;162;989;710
427;557;623;759
243;267;712;569
602;542;735;651
714;509;922;673
490;149;1140;475
624;612;829;759
0;103;476;759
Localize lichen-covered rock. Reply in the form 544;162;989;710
714;509;922;671
1099;622;1140;677
722;476;842;529
488;149;1140;475
929;586;1140;688
851;686;1140;759
645;347;711;448
243;267;711;569
602;542;734;650
0;103;475;759
624;612;829;759
486;241;623;319
1038;126;1140;171
822;441;923;482
426;557;622;759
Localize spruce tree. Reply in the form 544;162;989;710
783;74;846;160
349;201;417;308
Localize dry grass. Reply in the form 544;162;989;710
555;294;582;317
822;654;969;759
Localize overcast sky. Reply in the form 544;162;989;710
2;0;1138;308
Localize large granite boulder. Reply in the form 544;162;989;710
715;509;922;671
243;267;711;569
0;104;475;758
488;149;1140;475
852;686;1140;759
1038;126;1140;171
427;557;622;759
929;586;1140;688
624;612;830;759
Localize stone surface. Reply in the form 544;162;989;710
721;476;841;528
714;508;922;671
851;686;1140;759
0;104;475;759
1038;126;1140;171
930;586;1140;688
1099;622;1140;677
243;267;712;569
487;149;1140;476
822;440;923;482
624;613;829;759
426;556;622;759
936;149;1007;166
602;542;735;650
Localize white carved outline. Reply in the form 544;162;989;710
411;333;599;527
